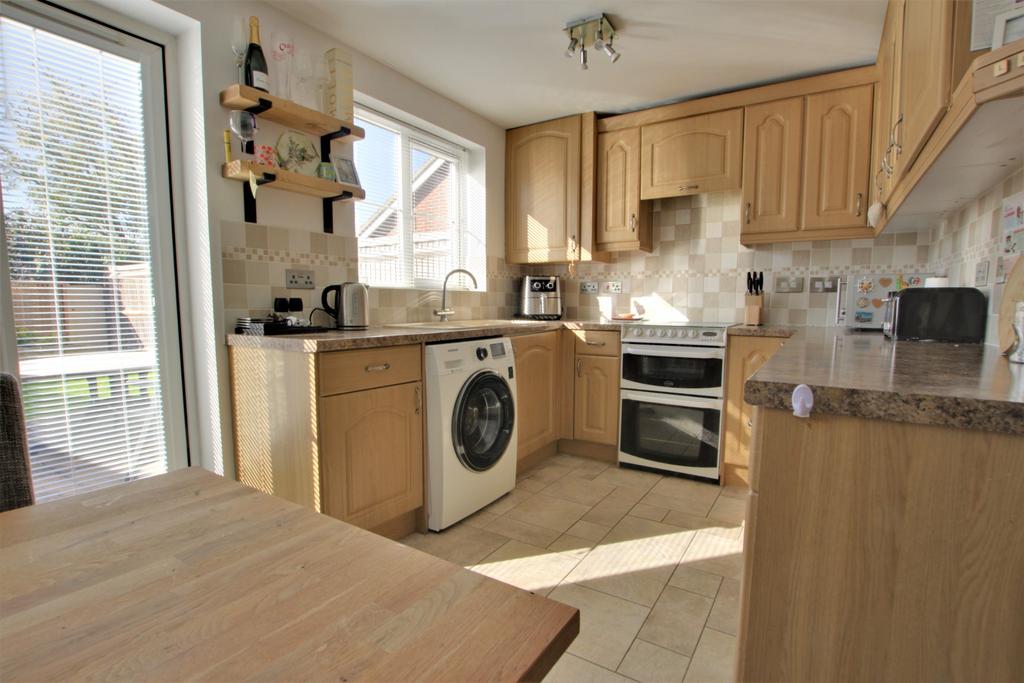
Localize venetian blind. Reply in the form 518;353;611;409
353;105;471;288
0;15;170;501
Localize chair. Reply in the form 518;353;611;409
1;372;34;512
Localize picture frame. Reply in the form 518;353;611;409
330;152;361;187
992;7;1024;48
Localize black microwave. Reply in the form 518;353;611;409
882;287;987;343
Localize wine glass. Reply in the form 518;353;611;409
229;111;257;155
230;16;247;83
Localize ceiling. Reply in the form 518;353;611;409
284;0;888;129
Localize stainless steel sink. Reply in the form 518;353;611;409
385;319;543;331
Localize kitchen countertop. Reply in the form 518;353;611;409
745;327;1024;436
726;325;798;338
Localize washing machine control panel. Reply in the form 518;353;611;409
476;347;488;361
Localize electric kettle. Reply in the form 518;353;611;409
321;282;369;329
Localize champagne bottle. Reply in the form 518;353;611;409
244;16;269;92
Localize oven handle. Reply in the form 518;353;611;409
621;344;725;360
620;389;723;410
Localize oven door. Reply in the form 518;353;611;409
618;389;721;481
620;343;724;397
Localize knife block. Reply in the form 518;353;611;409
744;294;764;325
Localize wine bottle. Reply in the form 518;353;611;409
244;16;269;93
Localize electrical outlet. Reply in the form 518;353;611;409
604;281;623;294
580;281;598;294
774;276;804;293
285;269;315;289
975;260;990;286
810;276;839;293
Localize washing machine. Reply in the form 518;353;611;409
425;337;517;531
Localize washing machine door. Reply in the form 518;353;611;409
452;370;515;472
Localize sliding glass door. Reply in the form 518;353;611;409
0;3;186;501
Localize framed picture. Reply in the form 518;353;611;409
992;7;1024;47
330;153;361;187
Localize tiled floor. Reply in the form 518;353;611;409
400;454;745;683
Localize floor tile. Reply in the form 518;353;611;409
637;586;714;656
668;565;723;599
682;629;736;683
706;496;746;526
548;534;598;557
641;478;721;517
582;495;635;528
515;475;549;493
526;463;576;484
565;516;694;607
549;583;651;671
506;494;591;533
472;540;581;596
400;524;508;566
678;530;743;580
542;476;617;506
718;485;749;500
543;653;634;683
485;487;535;514
630;502;669;522
593;466;663;492
617;639;690;683
486;514;563;547
566;519;612;542
461;509;499;529
706;578;740;636
606;485;649;506
663;510;743;541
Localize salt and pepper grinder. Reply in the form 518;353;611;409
1009;301;1024;364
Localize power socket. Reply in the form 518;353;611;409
774;276;804;293
809;276;839;293
604;281;623;294
286;269;315;289
580;281;598;294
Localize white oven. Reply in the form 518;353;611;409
618;323;729;482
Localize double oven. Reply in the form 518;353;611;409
618;323;728;482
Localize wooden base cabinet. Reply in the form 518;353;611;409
573;355;619;445
511;332;561;459
721;335;785;487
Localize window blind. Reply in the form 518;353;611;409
0;16;169;501
353;105;469;288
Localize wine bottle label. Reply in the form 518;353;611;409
252;70;269;91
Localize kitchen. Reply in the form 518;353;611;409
1;1;1023;682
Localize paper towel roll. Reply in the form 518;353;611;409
924;277;949;288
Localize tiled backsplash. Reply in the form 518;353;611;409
221;221;521;331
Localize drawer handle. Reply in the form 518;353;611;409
678;184;699;191
365;363;391;372
576;358;583;377
586;340;606;347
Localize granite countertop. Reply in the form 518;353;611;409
727;325;798;338
745;327;1024;436
226;319;624;353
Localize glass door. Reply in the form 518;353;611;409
0;4;186;501
619;390;721;473
621;344;725;396
453;371;514;472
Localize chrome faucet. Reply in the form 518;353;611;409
435;268;478;321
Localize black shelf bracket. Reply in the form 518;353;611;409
245;97;273;116
242;172;277;223
322;191;354;234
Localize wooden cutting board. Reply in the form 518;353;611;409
998;256;1024;353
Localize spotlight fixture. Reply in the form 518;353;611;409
562;14;620;69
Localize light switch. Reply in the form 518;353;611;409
993;59;1009;77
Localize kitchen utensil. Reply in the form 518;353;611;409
883;287;987;343
519;276;563;319
321;282;369;329
228;110;257;155
755;272;764;295
275;130;319;174
746;272;754;295
998;257;1024;353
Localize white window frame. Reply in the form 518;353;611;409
354;104;472;290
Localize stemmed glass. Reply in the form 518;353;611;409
230;16;247;83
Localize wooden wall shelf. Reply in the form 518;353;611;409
220;84;365;142
222;160;365;200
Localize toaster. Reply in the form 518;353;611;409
882;287;987;343
519;276;563;320
321;282;369;329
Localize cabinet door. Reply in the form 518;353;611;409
573;355;620;446
511;332;560;458
802;85;873;230
597;128;651;251
640;108;743;200
321;382;424;530
741;97;804;236
872;0;904;208
722;336;783;487
506;115;581;264
896;0;953;175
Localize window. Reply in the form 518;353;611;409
353;105;476;288
0;5;187;501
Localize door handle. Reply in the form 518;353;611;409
678;184;699;191
892;115;903;157
855;193;863;217
744;202;751;224
365;363;391;372
629;213;637;231
576;359;583;377
414;385;421;414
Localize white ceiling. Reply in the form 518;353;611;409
284;0;888;129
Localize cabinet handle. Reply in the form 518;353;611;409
576;358;583;377
629;213;637;231
892;115;903;157
678;184;699;191
744;202;751;224
414;385;421;415
585;340;606;347
365;363;391;373
855;193;863;217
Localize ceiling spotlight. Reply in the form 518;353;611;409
580;47;588;70
562;14;620;68
564;32;578;58
602;40;620;63
593;27;605;52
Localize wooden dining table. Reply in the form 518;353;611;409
0;468;579;682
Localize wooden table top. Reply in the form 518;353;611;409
0;469;579;682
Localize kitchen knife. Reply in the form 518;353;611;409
756;272;764;295
747;272;754;295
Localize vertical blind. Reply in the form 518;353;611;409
0;16;170;501
353;105;470;288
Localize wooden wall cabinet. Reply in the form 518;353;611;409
741;97;804;235
511;332;561;459
596;128;652;252
721;335;785;487
871;0;903;209
640;109;743;200
506;114;598;264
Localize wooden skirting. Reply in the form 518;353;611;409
370;509;418;540
557;438;618;463
518;441;558;474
